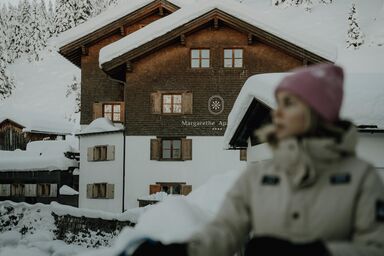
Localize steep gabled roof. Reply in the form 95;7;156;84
54;0;184;67
99;0;336;72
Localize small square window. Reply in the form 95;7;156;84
191;49;210;68
94;146;108;161
162;139;182;160
162;94;182;114
103;103;122;122
224;49;243;68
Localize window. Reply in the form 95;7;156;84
103;103;121;122
191;49;210;68
0;184;11;197
240;149;247;161
87;145;115;162
162;94;182;114
87;183;114;199
94;145;107;161
151;91;193;115
93;102;124;122
224;49;243;68
37;184;51;197
162;139;181;160
149;182;192;195
150;138;192;161
11;184;25;197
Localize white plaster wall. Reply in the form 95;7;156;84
356;133;384;168
124;136;246;209
79;132;124;213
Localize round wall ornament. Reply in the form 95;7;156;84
208;95;224;115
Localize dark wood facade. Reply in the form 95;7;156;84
59;3;331;134
0;170;79;207
0;119;62;151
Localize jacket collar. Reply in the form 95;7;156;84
272;122;357;188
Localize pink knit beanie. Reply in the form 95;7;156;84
275;63;344;122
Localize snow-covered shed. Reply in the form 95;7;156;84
223;72;384;170
0;140;79;207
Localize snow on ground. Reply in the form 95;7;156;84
78;169;243;256
0;200;143;256
0;140;78;171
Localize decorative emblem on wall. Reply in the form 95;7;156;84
208;95;224;115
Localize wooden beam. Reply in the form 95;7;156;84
214;17;219;29
120;26;125;36
126;61;132;72
180;34;186;45
159;6;164;16
248;33;253;45
81;45;88;56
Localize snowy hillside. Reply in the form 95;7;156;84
0;50;80;131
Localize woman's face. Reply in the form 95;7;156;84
272;90;311;140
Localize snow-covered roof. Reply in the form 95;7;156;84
53;0;192;49
77;118;124;136
0;140;78;172
99;0;336;66
59;185;79;196
223;72;384;149
0;105;75;135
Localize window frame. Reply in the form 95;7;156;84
102;103;122;122
161;138;182;160
11;183;25;197
37;183;51;197
223;48;244;68
190;49;211;68
93;145;108;161
161;93;183;114
93;183;107;198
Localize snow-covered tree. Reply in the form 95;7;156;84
346;3;365;49
66;76;81;113
0;23;14;100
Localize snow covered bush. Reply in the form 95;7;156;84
346;3;365;49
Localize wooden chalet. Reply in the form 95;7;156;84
56;0;333;210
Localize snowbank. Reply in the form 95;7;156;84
60;185;79;196
137;191;169;201
99;0;336;66
0;140;78;172
78;169;243;255
223;72;384;149
77;118;124;135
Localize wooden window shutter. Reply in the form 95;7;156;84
150;92;161;114
87;147;94;161
182;92;193;114
25;184;36;197
0;184;10;197
181;184;192;195
93;103;103;120
106;184;115;199
240;149;247;161
107;145;115;161
150;138;161;160
120;102;125;123
181;138;192;160
87;184;93;198
149;184;161;195
50;184;58;197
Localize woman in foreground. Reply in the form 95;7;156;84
130;64;384;256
